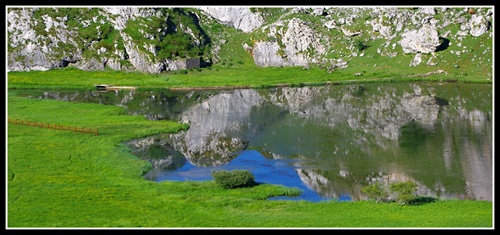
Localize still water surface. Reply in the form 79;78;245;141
21;82;493;202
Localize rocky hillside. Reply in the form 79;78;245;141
7;6;493;76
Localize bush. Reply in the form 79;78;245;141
211;169;257;189
361;182;389;203
389;181;418;205
362;180;419;205
355;39;369;52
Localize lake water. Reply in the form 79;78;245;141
20;82;493;202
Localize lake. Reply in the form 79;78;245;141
20;82;493;202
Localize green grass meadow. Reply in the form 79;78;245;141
7;59;491;92
6;67;493;228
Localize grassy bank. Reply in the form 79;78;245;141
6;88;493;228
7;64;491;92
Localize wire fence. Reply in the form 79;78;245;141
8;118;98;136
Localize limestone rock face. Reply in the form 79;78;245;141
7;8;81;71
7;7;208;73
252;42;286;67
282;18;328;65
7;6;493;73
468;14;490;37
252;18;328;67
197;7;264;33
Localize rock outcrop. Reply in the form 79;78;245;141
197;7;264;33
7;6;493;73
400;25;441;54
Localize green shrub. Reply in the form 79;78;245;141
361;182;389;203
211;169;257;189
362;180;419;205
389;180;418;205
355;39;369;52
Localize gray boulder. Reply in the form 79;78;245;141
400;24;441;54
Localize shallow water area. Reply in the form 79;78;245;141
146;150;336;202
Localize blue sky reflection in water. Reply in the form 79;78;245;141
147;150;342;202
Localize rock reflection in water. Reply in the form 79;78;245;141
147;83;491;202
31;82;492;202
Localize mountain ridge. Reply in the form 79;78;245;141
6;6;493;80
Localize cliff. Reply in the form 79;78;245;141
7;6;493;75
